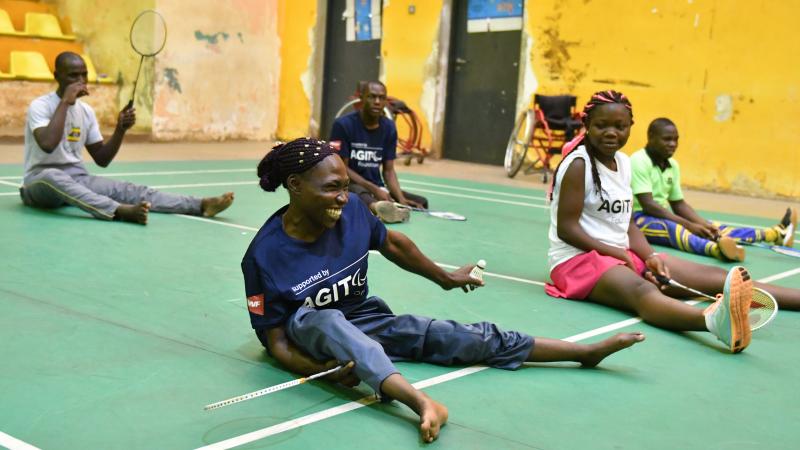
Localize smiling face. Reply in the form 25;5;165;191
647;123;679;160
290;155;350;229
584;103;633;157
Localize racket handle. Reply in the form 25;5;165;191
124;99;134;110
650;272;671;286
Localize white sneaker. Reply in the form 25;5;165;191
780;207;797;247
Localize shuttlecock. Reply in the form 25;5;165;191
469;259;486;281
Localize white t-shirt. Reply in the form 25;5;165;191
548;145;633;271
24;92;103;178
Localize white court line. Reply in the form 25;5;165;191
0;168;253;181
0;192;19;196
0;180;20;187
403;187;548;209
150;181;254;189
174;216;546;287
399;178;545;201
0;431;42;450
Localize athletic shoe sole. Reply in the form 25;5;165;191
718;237;745;262
726;266;753;353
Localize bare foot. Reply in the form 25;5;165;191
418;393;448;443
579;332;646;368
201;192;234;217
115;202;150;225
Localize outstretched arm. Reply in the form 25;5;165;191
637;192;716;239
265;326;358;386
85;106;136;167
670;199;717;238
379;229;482;292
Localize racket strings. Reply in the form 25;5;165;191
130;11;167;56
748;287;778;330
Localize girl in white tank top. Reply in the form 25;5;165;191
543;90;769;354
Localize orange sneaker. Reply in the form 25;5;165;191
703;266;752;353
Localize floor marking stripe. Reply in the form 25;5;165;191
403;187;549;209
0;431;42;450
399;178;545;201
150;181;254;189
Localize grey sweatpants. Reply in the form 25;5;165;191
21;165;202;220
282;296;534;393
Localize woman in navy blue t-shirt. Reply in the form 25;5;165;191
242;138;645;443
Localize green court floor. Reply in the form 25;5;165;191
1;160;798;450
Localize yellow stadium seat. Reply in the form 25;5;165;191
82;54;113;84
1;8;22;35
0;70;14;79
24;12;75;40
10;51;54;80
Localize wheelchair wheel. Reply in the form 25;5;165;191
334;99;394;120
505;110;534;178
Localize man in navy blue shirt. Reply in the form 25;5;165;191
329;81;428;223
241;138;644;443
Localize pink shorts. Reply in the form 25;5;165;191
545;250;647;300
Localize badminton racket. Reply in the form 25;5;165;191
125;10;167;109
204;364;343;411
737;240;800;258
652;273;778;331
394;203;466;221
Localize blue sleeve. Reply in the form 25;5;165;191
330;119;350;156
367;204;388;250
242;256;293;330
383;119;397;161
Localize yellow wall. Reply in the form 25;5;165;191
381;0;443;154
276;0;317;139
526;0;800;197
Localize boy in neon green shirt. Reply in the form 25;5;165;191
630;118;796;261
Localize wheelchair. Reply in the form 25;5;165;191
334;81;428;165
504;94;583;181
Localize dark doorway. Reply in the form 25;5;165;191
443;1;523;165
320;0;382;139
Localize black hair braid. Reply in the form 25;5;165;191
256;137;337;192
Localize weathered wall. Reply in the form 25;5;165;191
275;0;318;139
525;0;800;197
381;0;444;156
150;0;279;140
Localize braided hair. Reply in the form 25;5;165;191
548;90;633;202
257;137;337;192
